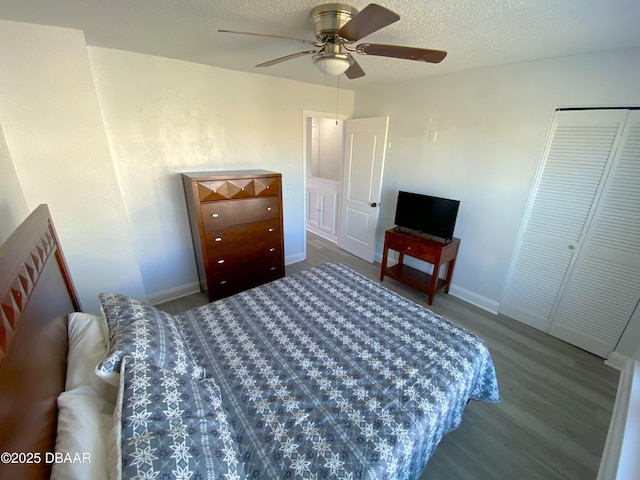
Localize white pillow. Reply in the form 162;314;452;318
66;312;117;403
51;391;113;480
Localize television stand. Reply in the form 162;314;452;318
380;227;460;305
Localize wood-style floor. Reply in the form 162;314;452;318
158;232;620;480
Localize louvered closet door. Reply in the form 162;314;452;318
500;109;628;333
548;110;640;357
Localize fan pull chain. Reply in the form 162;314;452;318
336;75;340;125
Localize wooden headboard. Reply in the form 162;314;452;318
0;204;81;479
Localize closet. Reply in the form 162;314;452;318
501;109;640;358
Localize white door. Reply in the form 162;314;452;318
501;108;640;357
306;177;339;242
500;109;628;332
306;186;320;230
548;110;640;357
338;116;389;262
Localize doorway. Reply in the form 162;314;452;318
302;111;390;263
303;111;350;248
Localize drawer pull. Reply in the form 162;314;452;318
217;259;225;264
220;280;227;285
269;247;276;252
211;213;219;218
214;237;222;242
267;207;272;211
407;246;412;250
268;228;275;232
270;266;277;271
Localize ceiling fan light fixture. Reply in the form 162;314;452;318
221;3;448;80
312;52;353;76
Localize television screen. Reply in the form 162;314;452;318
394;191;460;241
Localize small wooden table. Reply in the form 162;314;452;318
380;227;460;305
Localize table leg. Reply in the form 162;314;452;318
427;262;440;305
380;237;391;281
444;258;457;294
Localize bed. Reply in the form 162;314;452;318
0;204;499;480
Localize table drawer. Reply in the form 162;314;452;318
387;234;436;262
201;197;279;228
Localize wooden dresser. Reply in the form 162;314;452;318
182;170;285;301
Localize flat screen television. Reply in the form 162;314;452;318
394;191;460;242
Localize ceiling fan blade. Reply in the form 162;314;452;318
218;29;319;46
344;59;366;79
358;43;447;63
256;50;317;67
337;4;400;42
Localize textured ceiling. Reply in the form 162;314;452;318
1;0;639;88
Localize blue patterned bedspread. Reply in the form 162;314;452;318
170;263;499;479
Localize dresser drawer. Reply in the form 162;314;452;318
201;197;279;228
387;234;436;262
253;176;279;197
208;261;283;300
204;219;280;253
207;242;282;273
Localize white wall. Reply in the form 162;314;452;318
0;20;355;308
616;361;640;480
0;20;147;313
599;356;640;480
316;118;344;181
354;48;640;347
0;122;28;244
86;47;354;302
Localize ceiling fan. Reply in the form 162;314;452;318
219;3;447;79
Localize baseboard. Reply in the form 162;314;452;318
374;252;499;315
286;252;306;265
448;284;500;315
597;354;638;480
147;281;201;306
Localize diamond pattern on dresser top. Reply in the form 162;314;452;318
197;180;229;201
197;179;257;201
197;176;279;202
254;176;278;196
